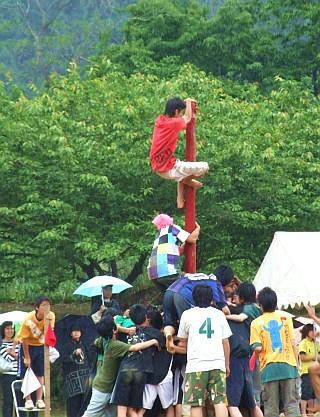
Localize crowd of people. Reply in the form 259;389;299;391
1;267;319;417
1;97;319;417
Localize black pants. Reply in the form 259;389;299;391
1;374;16;417
1;374;27;417
67;393;89;417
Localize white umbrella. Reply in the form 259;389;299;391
0;310;28;334
73;275;132;297
0;311;28;326
253;232;320;308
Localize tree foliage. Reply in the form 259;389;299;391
0;64;319;297
100;0;320;94
0;0;134;92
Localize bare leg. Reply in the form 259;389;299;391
307;403;320;413
118;405;128;417
182;176;203;189
136;408;145;417
214;403;228;417
309;363;320;399
308;399;315;413
190;406;203;417
166;405;175;417
177;176;204;208
129;408;140;417
177;181;185;209
228;406;242;417
36;376;44;401
301;399;308;416
251;406;263;417
175;404;182;417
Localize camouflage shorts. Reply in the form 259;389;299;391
183;369;227;407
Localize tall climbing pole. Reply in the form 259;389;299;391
184;101;197;273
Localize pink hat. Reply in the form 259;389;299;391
152;213;173;230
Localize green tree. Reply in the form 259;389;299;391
0;0;134;92
264;0;320;95
0;64;319;296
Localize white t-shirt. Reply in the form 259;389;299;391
177;306;232;373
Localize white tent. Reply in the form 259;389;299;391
253;232;320;308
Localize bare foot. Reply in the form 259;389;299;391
166;335;176;354
190;179;203;189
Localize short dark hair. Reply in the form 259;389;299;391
102;308;118;318
193;284;213;308
1;321;15;339
257;287;277;312
213;265;234;287
35;296;51;309
238;283;256;303
121;304;130;313
129;304;147;325
164;97;186;117
69;324;82;336
301;323;314;340
97;315;116;339
147;307;163;330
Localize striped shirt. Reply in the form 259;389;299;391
0;341;19;375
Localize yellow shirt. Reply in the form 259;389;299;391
17;310;55;346
250;311;297;372
299;338;320;375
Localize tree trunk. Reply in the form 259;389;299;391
126;253;148;285
110;260;118;277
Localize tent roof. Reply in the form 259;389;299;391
253;232;320;308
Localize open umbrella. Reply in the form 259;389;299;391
55;314;98;355
0;311;28;325
73;275;132;297
0;310;28;334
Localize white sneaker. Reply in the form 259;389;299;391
36;399;46;409
25;400;34;410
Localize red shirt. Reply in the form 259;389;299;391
149;115;187;172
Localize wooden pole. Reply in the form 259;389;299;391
44;308;51;417
184;102;197;273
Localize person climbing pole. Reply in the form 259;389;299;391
149;97;209;208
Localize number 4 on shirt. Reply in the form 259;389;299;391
198;318;214;338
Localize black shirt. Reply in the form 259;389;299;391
118;326;165;378
90;298;121;315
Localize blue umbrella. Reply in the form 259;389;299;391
73;275;132;297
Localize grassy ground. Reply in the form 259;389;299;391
52;407;66;417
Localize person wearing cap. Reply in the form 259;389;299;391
61;324;91;417
90;285;121;323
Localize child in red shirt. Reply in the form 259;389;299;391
149;97;209;208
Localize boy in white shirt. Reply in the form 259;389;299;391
177;284;231;417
